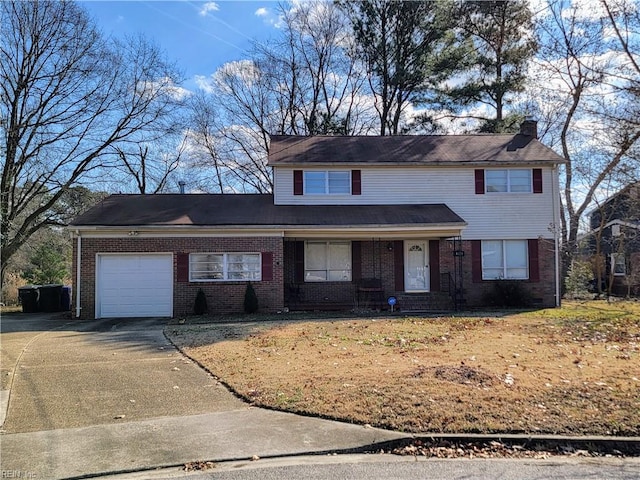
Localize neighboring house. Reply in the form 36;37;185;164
588;182;640;296
70;120;565;319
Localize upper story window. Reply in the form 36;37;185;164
294;169;360;196
304;171;351;195
190;253;261;282
476;168;542;194
486;169;532;193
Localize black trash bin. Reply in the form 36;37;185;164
18;285;40;313
61;286;72;311
38;284;63;312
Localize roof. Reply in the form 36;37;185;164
70;194;466;229
268;134;566;166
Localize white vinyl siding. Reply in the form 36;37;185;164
190;253;261;281
305;241;351;282
274;166;557;239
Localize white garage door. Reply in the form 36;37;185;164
97;254;173;318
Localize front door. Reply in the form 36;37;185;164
405;241;429;292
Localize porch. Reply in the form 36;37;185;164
283;238;465;312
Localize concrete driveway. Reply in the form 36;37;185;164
0;313;405;478
2;314;243;432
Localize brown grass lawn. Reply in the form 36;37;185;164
165;300;640;436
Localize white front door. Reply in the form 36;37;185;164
405;241;429;292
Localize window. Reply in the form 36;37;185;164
485;169;532;193
190;253;261;281
611;254;626;276
482;240;528;279
305;241;351;282
304;171;350;195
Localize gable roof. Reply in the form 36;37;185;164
268;134;566;166
70;194;466;230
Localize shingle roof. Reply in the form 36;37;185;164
70;194;466;228
268;134;566;166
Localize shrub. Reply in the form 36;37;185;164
565;260;593;299
483;280;532;308
194;288;208;315
244;282;259;314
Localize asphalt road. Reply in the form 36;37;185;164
104;454;640;480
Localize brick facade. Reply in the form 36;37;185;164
73;236;557;319
73;236;284;319
282;237;557;311
439;238;557;308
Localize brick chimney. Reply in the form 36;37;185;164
520;116;538;138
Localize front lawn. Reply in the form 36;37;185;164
165;300;640;435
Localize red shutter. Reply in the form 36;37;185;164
177;253;189;283
294;241;305;282
352;241;362;282
429;239;440;291
351;170;361;195
533;168;543;194
293;170;303;195
528;239;540;282
475;169;485;194
261;252;273;281
394;241;404;291
471;240;482;283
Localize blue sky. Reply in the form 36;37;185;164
82;1;279;89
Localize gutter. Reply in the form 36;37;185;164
552;165;561;307
75;231;82;318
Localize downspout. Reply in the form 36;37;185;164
75;231;82;318
552;165;561;307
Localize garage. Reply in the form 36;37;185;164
96;254;173;318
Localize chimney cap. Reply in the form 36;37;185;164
520;117;538;138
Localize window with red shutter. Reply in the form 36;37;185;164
351;170;361;195
261;252;273;281
533;169;543;193
475;170;485;194
293;170;303;195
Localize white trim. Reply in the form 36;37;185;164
71;224;467;240
602;219;640;231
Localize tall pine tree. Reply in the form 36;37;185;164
338;0;465;135
440;0;537;132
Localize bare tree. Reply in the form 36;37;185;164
0;0;181;282
530;0;640;287
189;0;372;193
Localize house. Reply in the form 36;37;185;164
588;182;640;296
69;120;565;319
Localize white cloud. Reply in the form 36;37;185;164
254;6;281;27
199;2;219;17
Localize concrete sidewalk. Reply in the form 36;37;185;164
1;408;405;479
0;314;405;479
